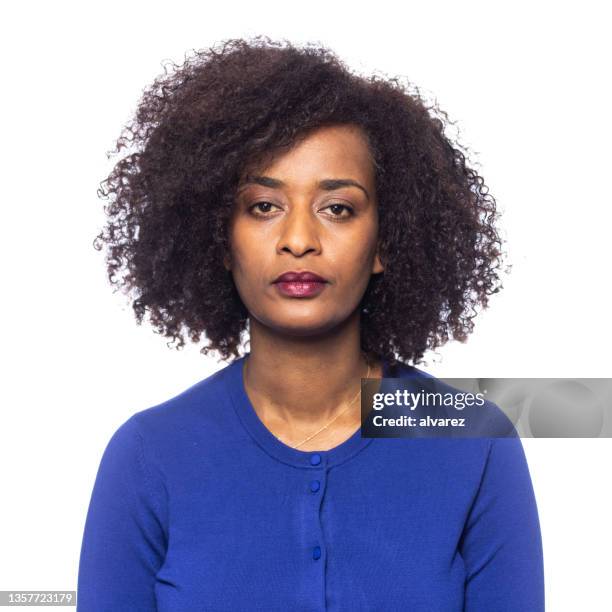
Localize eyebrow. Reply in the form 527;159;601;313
240;175;370;201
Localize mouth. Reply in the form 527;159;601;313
272;271;329;298
273;280;328;298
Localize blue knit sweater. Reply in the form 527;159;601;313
77;354;545;611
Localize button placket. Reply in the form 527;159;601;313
306;452;327;607
295;457;328;612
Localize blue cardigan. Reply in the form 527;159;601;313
77;354;545;611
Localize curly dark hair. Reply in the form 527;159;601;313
94;35;508;367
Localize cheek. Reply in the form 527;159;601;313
326;232;377;283
229;225;257;268
229;235;270;291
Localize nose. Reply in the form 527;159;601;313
276;204;322;257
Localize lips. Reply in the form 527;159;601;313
272;270;329;298
273;271;328;283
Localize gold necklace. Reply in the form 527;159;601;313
244;355;373;450
288;361;371;449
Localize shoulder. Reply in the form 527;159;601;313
115;359;240;456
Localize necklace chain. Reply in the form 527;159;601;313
290;360;370;449
244;354;373;450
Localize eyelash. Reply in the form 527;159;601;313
248;201;355;221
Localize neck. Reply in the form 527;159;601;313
243;310;382;433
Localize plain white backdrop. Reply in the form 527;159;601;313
1;1;610;610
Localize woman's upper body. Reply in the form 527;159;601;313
84;37;544;611
77;352;544;611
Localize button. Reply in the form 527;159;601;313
312;545;322;560
310;453;321;466
310;479;320;493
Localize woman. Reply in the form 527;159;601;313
77;36;544;610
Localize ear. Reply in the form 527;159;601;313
372;250;384;275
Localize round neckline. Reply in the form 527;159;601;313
225;352;394;469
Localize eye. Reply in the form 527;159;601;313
248;201;281;217
322;203;355;220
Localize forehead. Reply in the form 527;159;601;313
250;124;375;186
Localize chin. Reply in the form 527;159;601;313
254;311;347;337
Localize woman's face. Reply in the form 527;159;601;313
226;123;384;336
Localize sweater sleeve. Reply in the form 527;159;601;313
77;415;168;611
460;436;545;611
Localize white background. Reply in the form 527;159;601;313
1;1;610;610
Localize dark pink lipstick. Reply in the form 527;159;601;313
272;270;329;298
